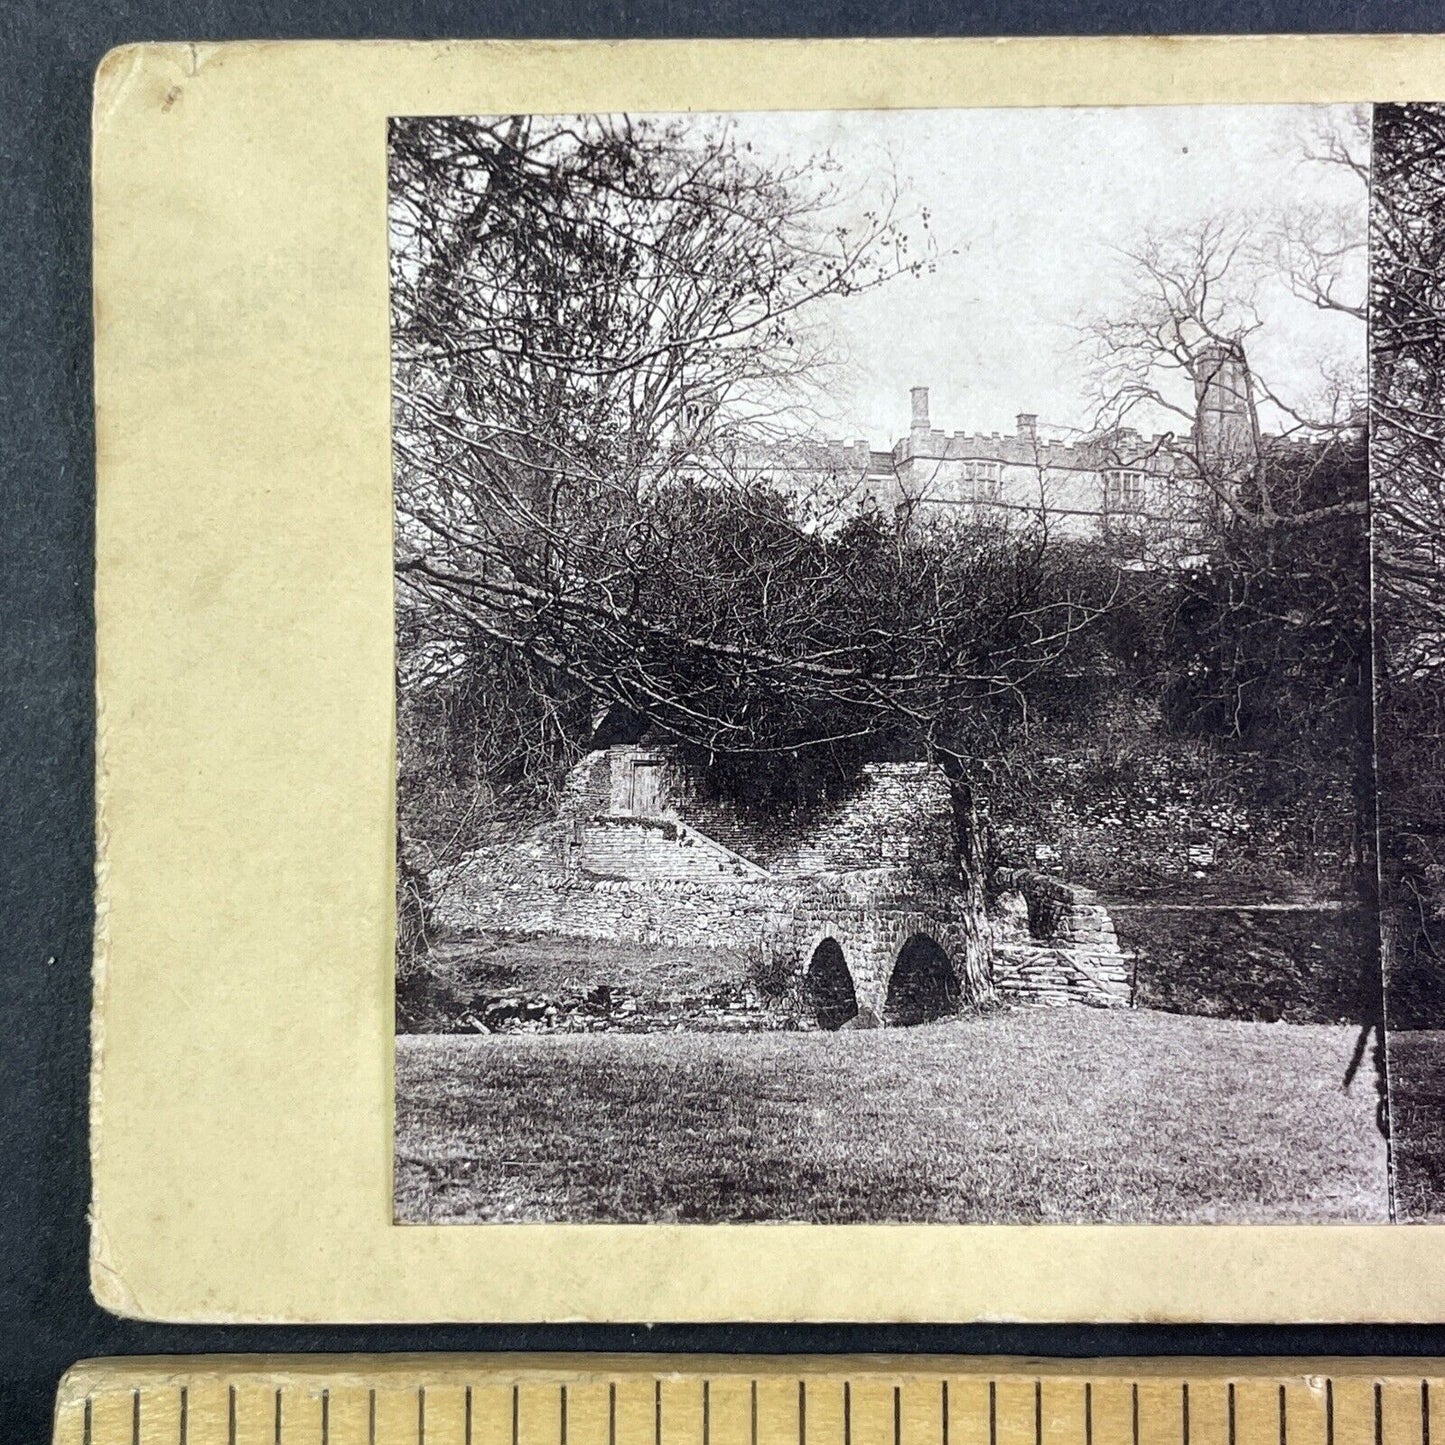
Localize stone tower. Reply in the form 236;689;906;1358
1190;340;1259;483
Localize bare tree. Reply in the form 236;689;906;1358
389;115;936;901
385;113;1131;964
1373;103;1445;647
1080;109;1367;538
1371;103;1445;1023
1260;106;1370;325
390;113;926;584
389;116;1123;784
1076;114;1373;885
1082;224;1365;533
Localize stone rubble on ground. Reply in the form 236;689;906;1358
447;983;805;1035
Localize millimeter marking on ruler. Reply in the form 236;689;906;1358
51;1357;1445;1445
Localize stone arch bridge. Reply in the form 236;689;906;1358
431;745;1130;1024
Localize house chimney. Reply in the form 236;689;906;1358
910;386;930;431
1016;412;1038;442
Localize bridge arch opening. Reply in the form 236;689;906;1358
804;938;859;1031
884;934;960;1027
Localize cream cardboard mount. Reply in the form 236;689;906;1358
91;36;1445;1323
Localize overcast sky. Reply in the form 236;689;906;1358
687;105;1367;446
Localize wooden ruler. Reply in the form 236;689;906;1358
50;1356;1445;1445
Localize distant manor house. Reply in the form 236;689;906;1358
680;342;1259;559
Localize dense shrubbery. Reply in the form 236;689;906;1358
398;493;1125;853
1120;904;1379;1025
986;729;1360;898
399;448;1371;911
976;436;1371;901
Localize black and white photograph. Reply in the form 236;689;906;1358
1373;103;1445;1224
390;104;1383;1225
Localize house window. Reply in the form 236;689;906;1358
962;460;1002;501
681;395;715;439
1104;468;1146;512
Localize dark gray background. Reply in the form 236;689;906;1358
7;4;1445;1443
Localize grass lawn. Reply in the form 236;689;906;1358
395;1007;1387;1224
1387;1029;1445;1221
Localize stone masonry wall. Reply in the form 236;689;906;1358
433;831;991;1020
563;748;963;886
782;888;990;1018
990;869;1132;1008
768;762;959;883
432;749;1012;1023
433;827;785;954
569;816;765;882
